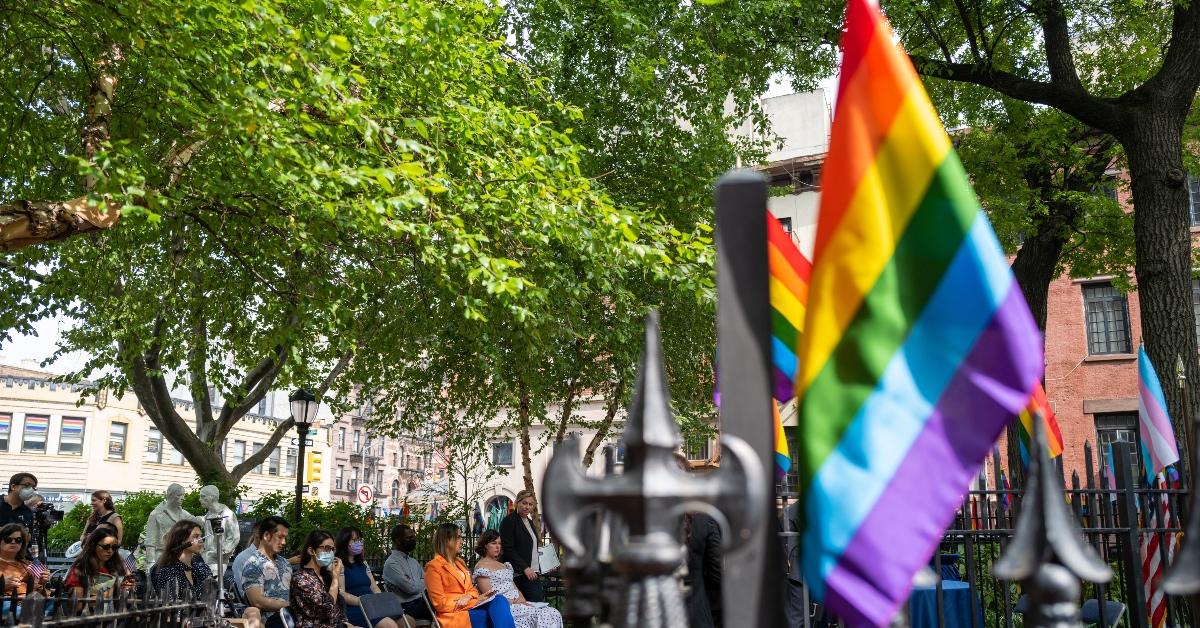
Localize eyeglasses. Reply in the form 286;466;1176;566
2;537;23;545
317;545;336;552
97;543;119;551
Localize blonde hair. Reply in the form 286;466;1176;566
515;490;535;505
432;523;462;564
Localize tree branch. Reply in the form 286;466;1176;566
214;315;297;441
188;266;215;439
582;377;625;469
230;418;296;479
1035;0;1083;92
1137;0;1200;106
909;55;1120;132
314;348;355;400
0;197;120;252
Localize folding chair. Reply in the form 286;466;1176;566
358;592;408;628
1081;599;1126;628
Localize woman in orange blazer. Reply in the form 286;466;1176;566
425;523;516;628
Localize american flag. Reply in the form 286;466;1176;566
26;559;47;582
1141;471;1179;628
119;550;137;575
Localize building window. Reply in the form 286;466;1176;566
338;428;346;450
285;447;297;477
336;466;344;490
231;440;246;467
423;452;433;471
59;417;85;455
168;442;184;465
353;430;361;453
350;468;359;491
1083;282;1132;355
391;480;400;502
0;413;10;452
257;396;268;416
146;427;163;463
777;216;793;233
107;422;127;460
486;496;512;515
268;447;281;476
492;442;514;467
377;469;384;487
1188;174;1200;227
686;437;711;461
21;415;49;453
251;443;264;474
393;452;399;466
605;441;626;465
1096;412;1142;485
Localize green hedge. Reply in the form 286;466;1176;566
46;490;206;551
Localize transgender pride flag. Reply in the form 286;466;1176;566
794;0;1042;624
1138;345;1180;484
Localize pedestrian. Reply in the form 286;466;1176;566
81;491;124;546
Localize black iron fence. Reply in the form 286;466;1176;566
0;578;217;628
781;440;1190;628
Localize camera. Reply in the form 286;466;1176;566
207;515;225;534
33;502;64;526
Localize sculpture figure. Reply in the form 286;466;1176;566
199;484;240;567
143;483;201;566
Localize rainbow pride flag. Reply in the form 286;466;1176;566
794;0;1043;624
768;213;809;479
1016;382;1064;466
769;213;812;402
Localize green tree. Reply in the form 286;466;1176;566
0;0;709;492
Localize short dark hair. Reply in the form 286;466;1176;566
256;516;290;540
390;524;414;550
475;529;500;557
7;473;36;491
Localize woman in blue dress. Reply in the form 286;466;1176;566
336;526;404;628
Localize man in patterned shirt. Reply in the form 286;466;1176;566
239;516;292;628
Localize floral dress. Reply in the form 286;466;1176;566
473;562;563;628
290;568;346;628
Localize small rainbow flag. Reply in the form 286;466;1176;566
768;213;810;479
1016;383;1064;466
794;0;1043;623
768;213;812;402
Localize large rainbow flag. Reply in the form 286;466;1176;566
768;213;809;478
794;0;1043;624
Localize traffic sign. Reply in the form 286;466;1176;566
289;438;314;446
356;484;374;505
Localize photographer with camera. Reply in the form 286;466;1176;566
0;473;37;527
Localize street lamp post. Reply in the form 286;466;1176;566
290;389;320;523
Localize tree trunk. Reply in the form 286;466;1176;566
582;379;624;469
1121;107;1198;476
0;198;119;251
516;382;540;533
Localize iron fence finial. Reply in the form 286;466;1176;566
541;312;768;628
993;409;1110;627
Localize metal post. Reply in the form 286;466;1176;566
1114;440;1149;628
294;421;310;523
713;169;785;628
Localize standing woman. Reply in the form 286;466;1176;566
425;523;514;628
151;520;213;600
335;527;402;628
499;490;543;603
80;491;123;546
290;529;346;628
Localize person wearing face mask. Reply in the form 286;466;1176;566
336;526;404;628
0;473;37;527
383;524;432;622
151;520;213;600
290;529;346;628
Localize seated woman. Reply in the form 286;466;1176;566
151;519;213;601
0;523;49;613
425;523;514;628
290;529;347;628
336;526;404;628
65;528;134;605
473;531;562;628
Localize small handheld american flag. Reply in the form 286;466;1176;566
26;559;47;582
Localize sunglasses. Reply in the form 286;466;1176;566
97;543;119;551
2;537;23;545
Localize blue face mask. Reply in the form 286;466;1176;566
316;551;335;567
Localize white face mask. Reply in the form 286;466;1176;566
17;487;34;502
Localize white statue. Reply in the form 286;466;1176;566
143;483;201;566
198;485;239;567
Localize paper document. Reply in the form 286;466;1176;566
537;545;560;573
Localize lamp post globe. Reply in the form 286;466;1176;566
289;388;319;522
